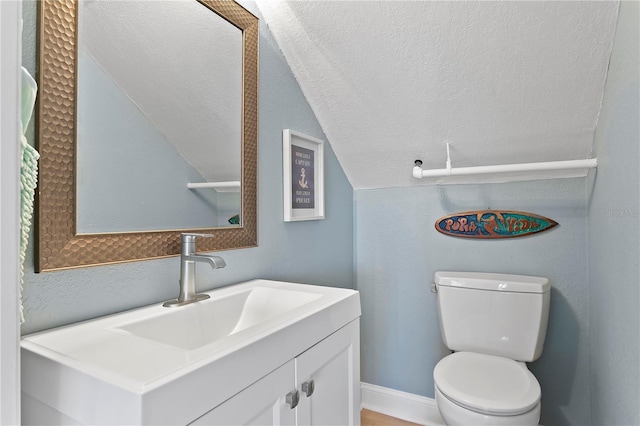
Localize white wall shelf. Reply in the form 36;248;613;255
187;181;241;193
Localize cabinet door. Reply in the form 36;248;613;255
295;320;360;426
190;360;297;426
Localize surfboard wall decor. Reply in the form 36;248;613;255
435;210;558;239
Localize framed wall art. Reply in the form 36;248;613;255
283;129;325;222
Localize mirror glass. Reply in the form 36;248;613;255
76;0;242;233
36;0;258;271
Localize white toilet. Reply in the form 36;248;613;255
433;271;550;426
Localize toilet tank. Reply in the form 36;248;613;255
435;271;550;362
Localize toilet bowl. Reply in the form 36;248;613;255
433;352;541;426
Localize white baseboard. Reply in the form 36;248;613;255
361;382;446;426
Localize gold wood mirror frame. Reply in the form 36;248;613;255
36;0;258;272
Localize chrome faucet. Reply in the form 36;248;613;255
163;233;226;307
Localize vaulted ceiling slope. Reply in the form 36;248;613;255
259;1;620;189
80;0;242;182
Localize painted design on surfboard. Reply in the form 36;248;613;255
435;210;558;239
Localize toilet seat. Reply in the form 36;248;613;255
434;352;541;416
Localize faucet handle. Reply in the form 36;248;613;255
180;233;214;253
181;233;213;242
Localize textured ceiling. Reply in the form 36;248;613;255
259;1;620;188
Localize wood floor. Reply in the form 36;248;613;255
361;409;422;426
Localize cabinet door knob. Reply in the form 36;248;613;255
302;380;315;397
286;389;299;409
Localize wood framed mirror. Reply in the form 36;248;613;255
36;0;258;272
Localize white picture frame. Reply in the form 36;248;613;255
283;129;325;222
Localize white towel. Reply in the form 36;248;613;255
19;67;39;324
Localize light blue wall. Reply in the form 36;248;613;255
355;179;590;426
20;1;354;335
588;2;640;425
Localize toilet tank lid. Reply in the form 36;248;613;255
435;271;550;293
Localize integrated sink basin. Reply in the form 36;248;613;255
21;279;361;425
117;286;322;350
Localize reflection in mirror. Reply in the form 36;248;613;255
76;0;242;233
36;0;258;271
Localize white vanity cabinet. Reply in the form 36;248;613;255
191;360;296;426
295;319;360;426
21;280;361;426
191;319;360;426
